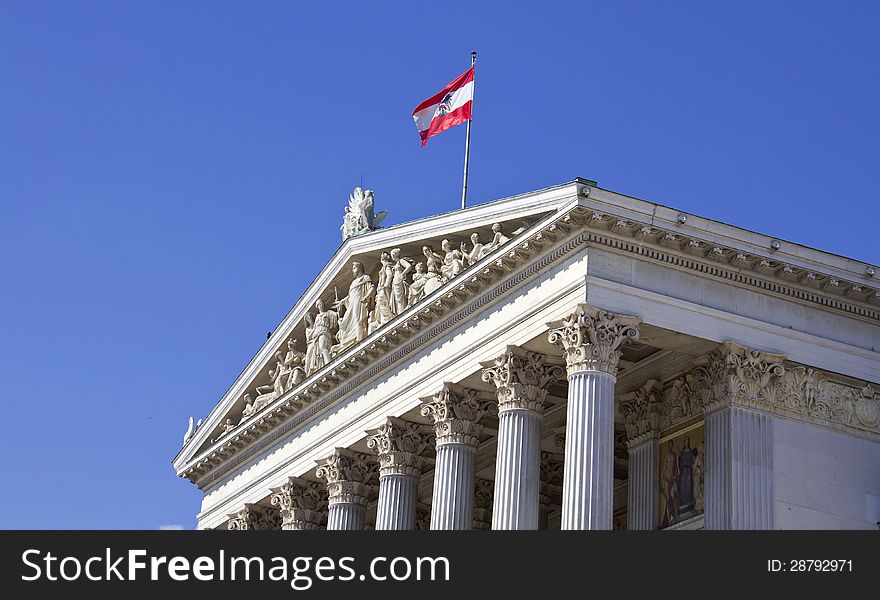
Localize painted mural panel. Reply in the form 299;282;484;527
659;423;704;528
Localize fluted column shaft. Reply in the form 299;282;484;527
548;303;641;531
627;437;659;530
705;404;774;529
561;370;616;529
430;442;477;529
492;407;542;529
422;384;492;530
327;496;366;530
367;418;432;531
481;348;564;531
376;473;419;530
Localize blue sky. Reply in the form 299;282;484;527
0;1;877;529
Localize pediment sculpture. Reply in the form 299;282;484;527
231;219;523;432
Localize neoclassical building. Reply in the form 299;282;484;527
173;179;880;530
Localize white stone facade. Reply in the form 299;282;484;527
173;179;880;530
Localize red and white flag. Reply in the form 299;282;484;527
412;67;474;147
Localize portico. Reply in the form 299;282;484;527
174;179;880;531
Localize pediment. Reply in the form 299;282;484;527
174;181;578;468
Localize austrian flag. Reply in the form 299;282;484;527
412;67;474;147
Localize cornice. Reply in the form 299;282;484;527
574;197;880;322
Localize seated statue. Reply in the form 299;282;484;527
239;393;255;424
282;338;306;389
421;245;444;295
481;223;511;255
439;239;465;281
253;352;286;411
461;232;485;266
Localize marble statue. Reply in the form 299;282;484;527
482;222;511;255
389;248;412;316
407;262;428;307
222;418;236;433
371;252;395;332
461;232;484;266
282;338;306;389
305;300;338;375
341;187;388;240
253;352;285;410
239;393;255;424
421;245;444;295
183;417;203;445
334;261;375;353
183;416;195;445
440;239;465;281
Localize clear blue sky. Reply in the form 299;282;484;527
1;1;877;529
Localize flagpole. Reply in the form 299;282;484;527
461;51;476;210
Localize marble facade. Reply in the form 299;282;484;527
173;180;880;530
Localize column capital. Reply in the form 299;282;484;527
366;417;434;477
269;477;327;530
693;341;786;414
547;303;641;377
315;448;378;506
227;504;281;531
420;383;496;446
618;379;663;448
480;346;565;413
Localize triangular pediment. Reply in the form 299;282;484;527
173;180;582;469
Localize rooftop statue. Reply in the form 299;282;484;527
341;187;388;240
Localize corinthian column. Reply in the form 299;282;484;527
421;383;495;530
693;342;784;530
367;417;433;530
548;303;641;530
269;478;327;531
482;347;565;530
315;448;377;531
618;380;662;530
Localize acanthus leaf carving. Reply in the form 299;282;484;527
692;342;786;413
366;417;434;477
315;448;378;506
480;346;565;413
420;383;496;446
269;478;327;530
227;504;281;531
547;303;641;377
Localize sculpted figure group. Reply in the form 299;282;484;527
234;222;518;427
